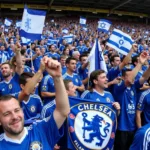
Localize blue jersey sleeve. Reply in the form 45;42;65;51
35;114;64;148
137;92;146;111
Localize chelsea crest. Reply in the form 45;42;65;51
68;103;117;150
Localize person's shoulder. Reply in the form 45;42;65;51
0;133;4;142
81;90;90;98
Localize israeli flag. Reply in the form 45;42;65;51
98;19;112;32
16;21;22;28
82;27;88;32
21;37;31;45
63;35;73;44
62;28;69;34
20;6;46;40
47;39;58;46
80;17;86;25
107;29;134;55
88;38;107;76
4;18;12;27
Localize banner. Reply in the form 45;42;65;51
67;96;117;150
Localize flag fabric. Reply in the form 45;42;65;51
67;96;117;150
62;28;69;34
107;28;134;55
63;35;73;44
21;37;31;45
98;19;112;32
47;39;58;46
79;17;86;26
4;18;12;27
88;38;107;76
16;21;22;28
20;6;46;41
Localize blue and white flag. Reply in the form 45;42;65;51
88;38;107;76
47;39;58;46
107;29;134;55
62;28;69;34
20;6;46;40
63;35;73;44
21;37;31;45
67;96;117;150
98;19;112;32
80;17;86;26
4;18;12;27
16;21;22;28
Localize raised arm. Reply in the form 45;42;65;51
18;60;45;102
43;56;70;129
127;52;148;85
14;43;24;75
119;44;136;70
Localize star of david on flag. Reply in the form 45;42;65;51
98;19;112;32
107;28;134;55
79;17;86;26
20;5;46;41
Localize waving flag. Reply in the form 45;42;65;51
62;28;69;34
98;19;112;32
67;96;117;150
21;37;31;45
20;6;46;40
80;17;86;26
4;18;12;27
63;35;73;44
47;39;58;46
16;21;22;28
88;38;107;76
107;29;134;55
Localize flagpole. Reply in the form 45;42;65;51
30;44;34;72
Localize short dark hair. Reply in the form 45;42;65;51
19;72;34;85
122;69;132;77
0;95;18;103
132;55;139;66
65;57;76;64
79;54;88;61
63;79;72;90
1;62;12;69
90;70;105;88
110;55;120;63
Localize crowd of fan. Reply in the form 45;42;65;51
0;17;150;150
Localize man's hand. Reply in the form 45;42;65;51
43;56;62;77
39;59;45;72
138;51;148;65
112;102;120;111
15;42;21;53
132;43;138;52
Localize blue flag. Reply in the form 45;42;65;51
47;39;58;46
98;19;112;32
80;17;86;26
107;28;134;55
16;21;22;28
67;96;117;150
63;35;74;44
20;6;46;40
88;38;107;76
4;18;12;27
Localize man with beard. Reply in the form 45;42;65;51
0;57;70;150
0;43;24;96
